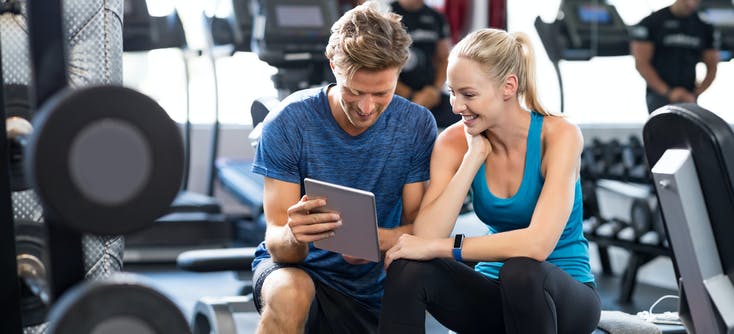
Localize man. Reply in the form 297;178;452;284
630;0;719;113
250;2;437;333
391;0;458;127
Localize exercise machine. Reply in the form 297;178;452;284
534;0;630;113
121;0;234;263
644;103;734;333
251;0;337;99
2;0;190;332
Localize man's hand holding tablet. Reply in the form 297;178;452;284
304;178;382;263
285;194;343;244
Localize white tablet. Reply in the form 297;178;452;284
304;178;381;262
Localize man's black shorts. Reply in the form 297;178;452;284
252;258;379;333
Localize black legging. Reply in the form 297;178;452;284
378;257;600;334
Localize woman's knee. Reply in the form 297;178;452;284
499;257;544;280
385;259;443;292
387;259;430;278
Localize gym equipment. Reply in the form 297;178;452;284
580;134;676;303
6;115;32;191
23;86;192;332
644;103;734;334
534;0;629;112
204;0;253;52
0;0;191;332
123;0;187;52
202;1;281;240
191;295;258;334
46;274;190;334
624;136;651;183
21;83;190;332
175;95;286;331
15;221;49;327
26;86;183;235
121;0;234;263
251;0;337;98
699;0;734;61
2;0;128;332
0;65;23;334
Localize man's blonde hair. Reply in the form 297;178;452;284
325;1;412;81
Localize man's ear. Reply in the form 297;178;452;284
503;74;518;100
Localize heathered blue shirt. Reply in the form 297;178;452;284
472;112;595;285
251;85;437;311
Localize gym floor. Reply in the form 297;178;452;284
128;240;679;333
128;263;677;333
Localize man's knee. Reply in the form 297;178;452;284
260;267;315;315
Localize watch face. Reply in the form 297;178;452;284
453;234;464;248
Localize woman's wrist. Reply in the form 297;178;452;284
429;237;454;259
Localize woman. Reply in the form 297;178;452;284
378;28;601;334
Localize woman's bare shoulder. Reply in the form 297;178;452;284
436;122;468;153
542;115;583;147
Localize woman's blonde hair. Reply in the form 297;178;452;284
450;28;552;116
325;1;412;81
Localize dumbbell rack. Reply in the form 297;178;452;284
582;137;674;303
585;226;672;302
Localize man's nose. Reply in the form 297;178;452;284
359;95;375;113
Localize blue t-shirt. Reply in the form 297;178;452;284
471;112;595;285
251;85;437;311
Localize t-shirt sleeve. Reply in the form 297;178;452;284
251;111;302;184
405;108;438;184
436;11;450;40
630;15;655;42
704;23;718;50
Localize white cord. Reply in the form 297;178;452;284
649;294;679;314
636;294;682;325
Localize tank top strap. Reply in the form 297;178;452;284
525;112;544;174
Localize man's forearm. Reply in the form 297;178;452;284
636;62;670;95
696;70;717;96
266;225;309;263
379;224;413;251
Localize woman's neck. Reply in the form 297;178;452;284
485;105;530;154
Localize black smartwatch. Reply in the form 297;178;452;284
452;234;465;262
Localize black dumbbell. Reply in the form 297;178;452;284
629;198;653;241
587;138;607;179
5;84;33;191
581;180;599;219
15;221;50;327
603;139;627;180
7;116;33;191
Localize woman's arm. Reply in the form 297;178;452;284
413;124;489;238
461;118;583;262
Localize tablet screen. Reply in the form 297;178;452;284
304;178;381;262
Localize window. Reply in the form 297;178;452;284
509;0;733;124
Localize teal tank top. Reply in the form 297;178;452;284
471;112;594;284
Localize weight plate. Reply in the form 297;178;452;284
25;86;183;235
15;221;49;327
46;273;190;334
